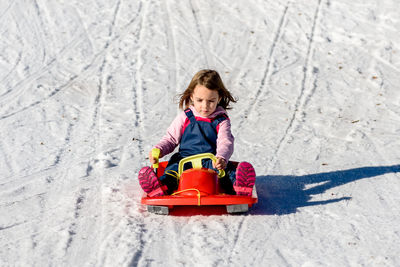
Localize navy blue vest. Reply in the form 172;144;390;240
179;109;228;157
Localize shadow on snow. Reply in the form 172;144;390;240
251;164;400;215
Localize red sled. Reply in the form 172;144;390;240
141;153;258;215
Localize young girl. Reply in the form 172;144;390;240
138;69;255;197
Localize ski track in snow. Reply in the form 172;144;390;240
1;0;400;266
237;1;291;130
270;0;323;169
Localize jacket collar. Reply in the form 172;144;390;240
189;106;227;119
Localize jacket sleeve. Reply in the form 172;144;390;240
216;119;234;162
154;112;186;157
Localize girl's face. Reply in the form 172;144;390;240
191;84;221;117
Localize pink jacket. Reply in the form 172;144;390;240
154;106;234;161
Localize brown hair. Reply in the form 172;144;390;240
179;69;237;110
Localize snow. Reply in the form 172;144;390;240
1;0;400;266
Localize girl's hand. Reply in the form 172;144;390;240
149;150;162;165
213;157;227;170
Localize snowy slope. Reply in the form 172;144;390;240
1;0;400;266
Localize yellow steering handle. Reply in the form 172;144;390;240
178;153;225;178
152;148;160;169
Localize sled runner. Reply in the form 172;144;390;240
141;152;257;215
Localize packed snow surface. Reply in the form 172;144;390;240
1;0;400;266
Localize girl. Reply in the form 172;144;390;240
138;69;255;197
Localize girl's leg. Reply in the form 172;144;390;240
202;160;236;195
159;153;183;194
220;162;237;194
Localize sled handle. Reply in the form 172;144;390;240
152;148;160;169
178;153;225;178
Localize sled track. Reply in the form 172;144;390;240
189;0;210;67
0;1;90;118
96;2;148;264
64;188;88;253
227;216;247;264
0;52;22;97
163;0;178;111
125;219;146;267
228;3;293;259
270;0;323;168
91;0;122;131
237;1;290;130
127;216;181;266
0;0;144;123
0;1;14;21
131;1;147;156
